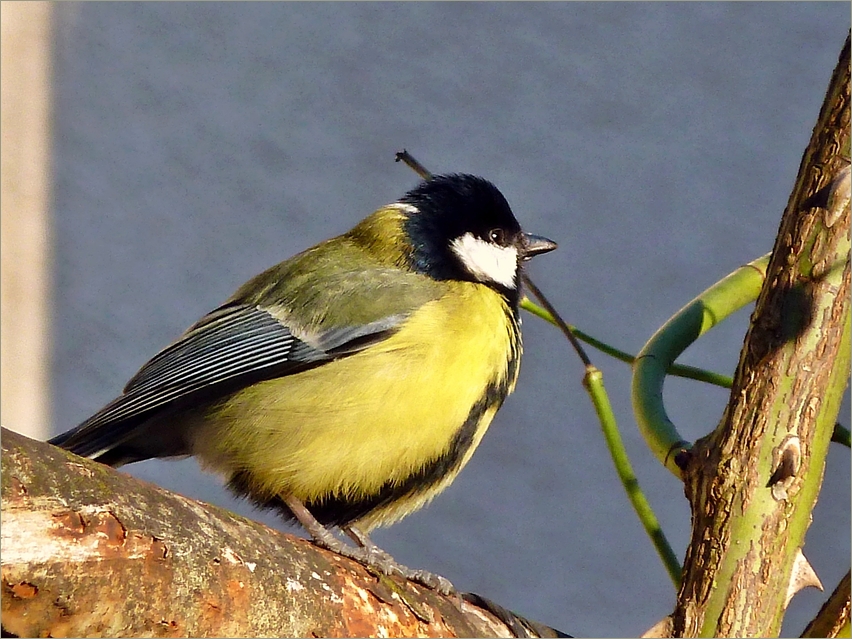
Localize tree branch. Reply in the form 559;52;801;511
801;571;851;638
1;428;565;638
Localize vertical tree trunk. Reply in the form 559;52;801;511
673;34;851;637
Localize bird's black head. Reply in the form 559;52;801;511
400;174;556;298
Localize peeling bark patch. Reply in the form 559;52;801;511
51;511;86;537
94;511;127;547
9;582;37;598
767;436;801;500
49;510;127;548
2;509;162;566
336;574;451;637
1;576;89;639
50;510;128;552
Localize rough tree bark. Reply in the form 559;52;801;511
1;429;565;638
671;33;851;638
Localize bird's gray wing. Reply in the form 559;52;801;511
49;301;409;458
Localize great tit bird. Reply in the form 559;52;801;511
50;173;556;593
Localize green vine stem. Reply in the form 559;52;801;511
583;366;683;588
631;254;771;477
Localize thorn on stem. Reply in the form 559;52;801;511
786;548;823;609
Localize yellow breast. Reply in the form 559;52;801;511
194;281;520;529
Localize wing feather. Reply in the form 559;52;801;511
49;303;405;455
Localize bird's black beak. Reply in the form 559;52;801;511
520;233;558;261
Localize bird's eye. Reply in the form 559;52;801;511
488;229;506;245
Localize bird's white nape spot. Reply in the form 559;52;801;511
388;202;419;214
450;232;519;288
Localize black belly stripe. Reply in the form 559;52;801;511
228;347;520;529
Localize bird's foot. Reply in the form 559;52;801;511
343;525;456;595
317;530;456;596
283;495;456;596
353;546;456;596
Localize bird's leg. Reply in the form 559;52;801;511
282;494;344;550
283;495;455;596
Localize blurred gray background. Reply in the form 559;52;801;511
48;4;849;636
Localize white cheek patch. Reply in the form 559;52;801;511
450;232;519;288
